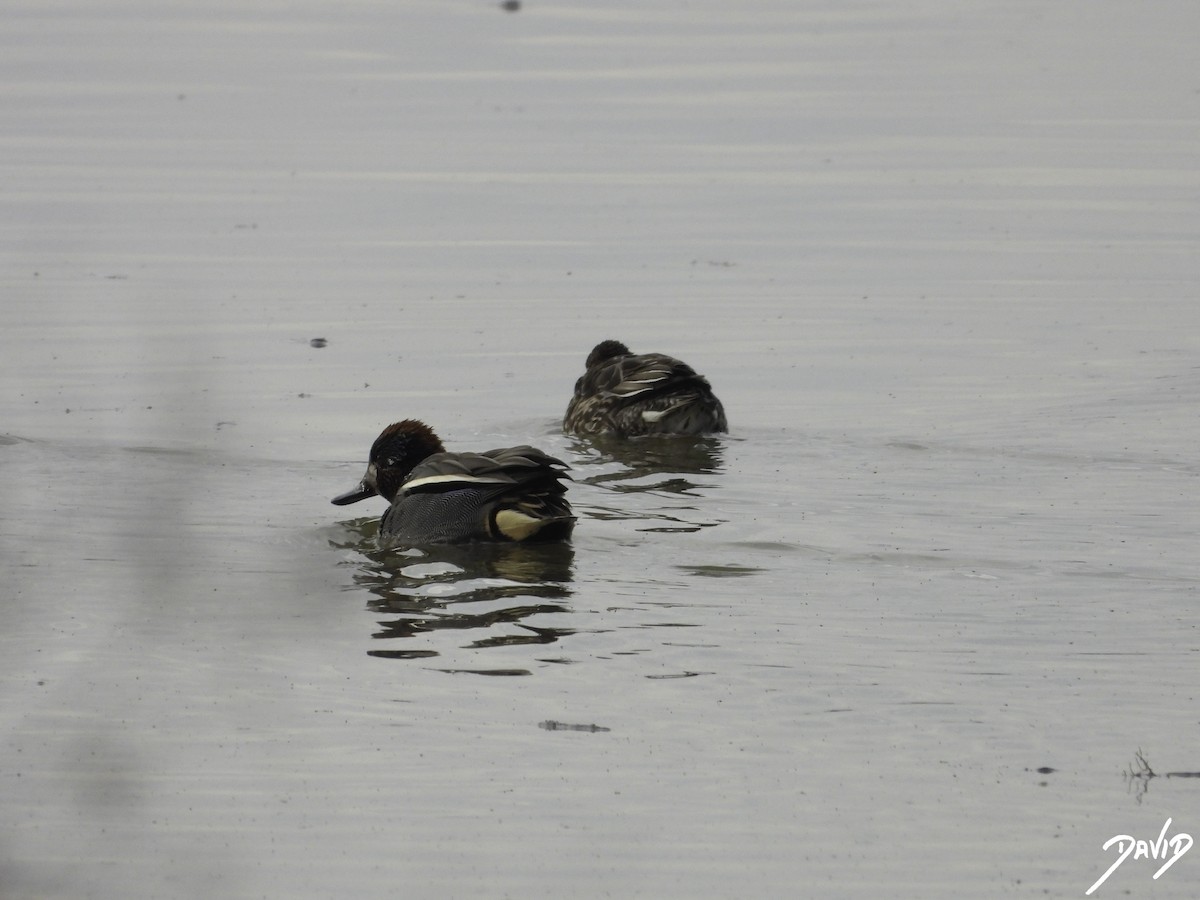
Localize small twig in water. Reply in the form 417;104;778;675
1123;749;1156;804
1129;748;1156;780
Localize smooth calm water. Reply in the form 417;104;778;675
3;2;1198;897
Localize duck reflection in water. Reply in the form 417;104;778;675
331;519;576;661
566;433;728;534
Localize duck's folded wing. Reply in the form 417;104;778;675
586;354;709;400
402;449;570;495
478;446;571;472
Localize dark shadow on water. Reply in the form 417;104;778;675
565;434;728;533
331;518;576;664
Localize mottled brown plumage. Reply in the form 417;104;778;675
563;340;728;437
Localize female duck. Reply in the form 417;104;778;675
563;339;728;437
332;420;574;545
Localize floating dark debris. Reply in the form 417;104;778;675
540;720;610;733
1123;749;1200;803
645;671;710;679
367;649;438;660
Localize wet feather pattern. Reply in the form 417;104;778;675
564;340;728;437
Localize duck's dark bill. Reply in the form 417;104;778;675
331;482;377;506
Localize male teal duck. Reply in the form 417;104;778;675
332;420;575;545
563;339;728;437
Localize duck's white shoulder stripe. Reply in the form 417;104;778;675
403;473;509;492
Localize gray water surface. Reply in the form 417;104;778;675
3;1;1198;897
